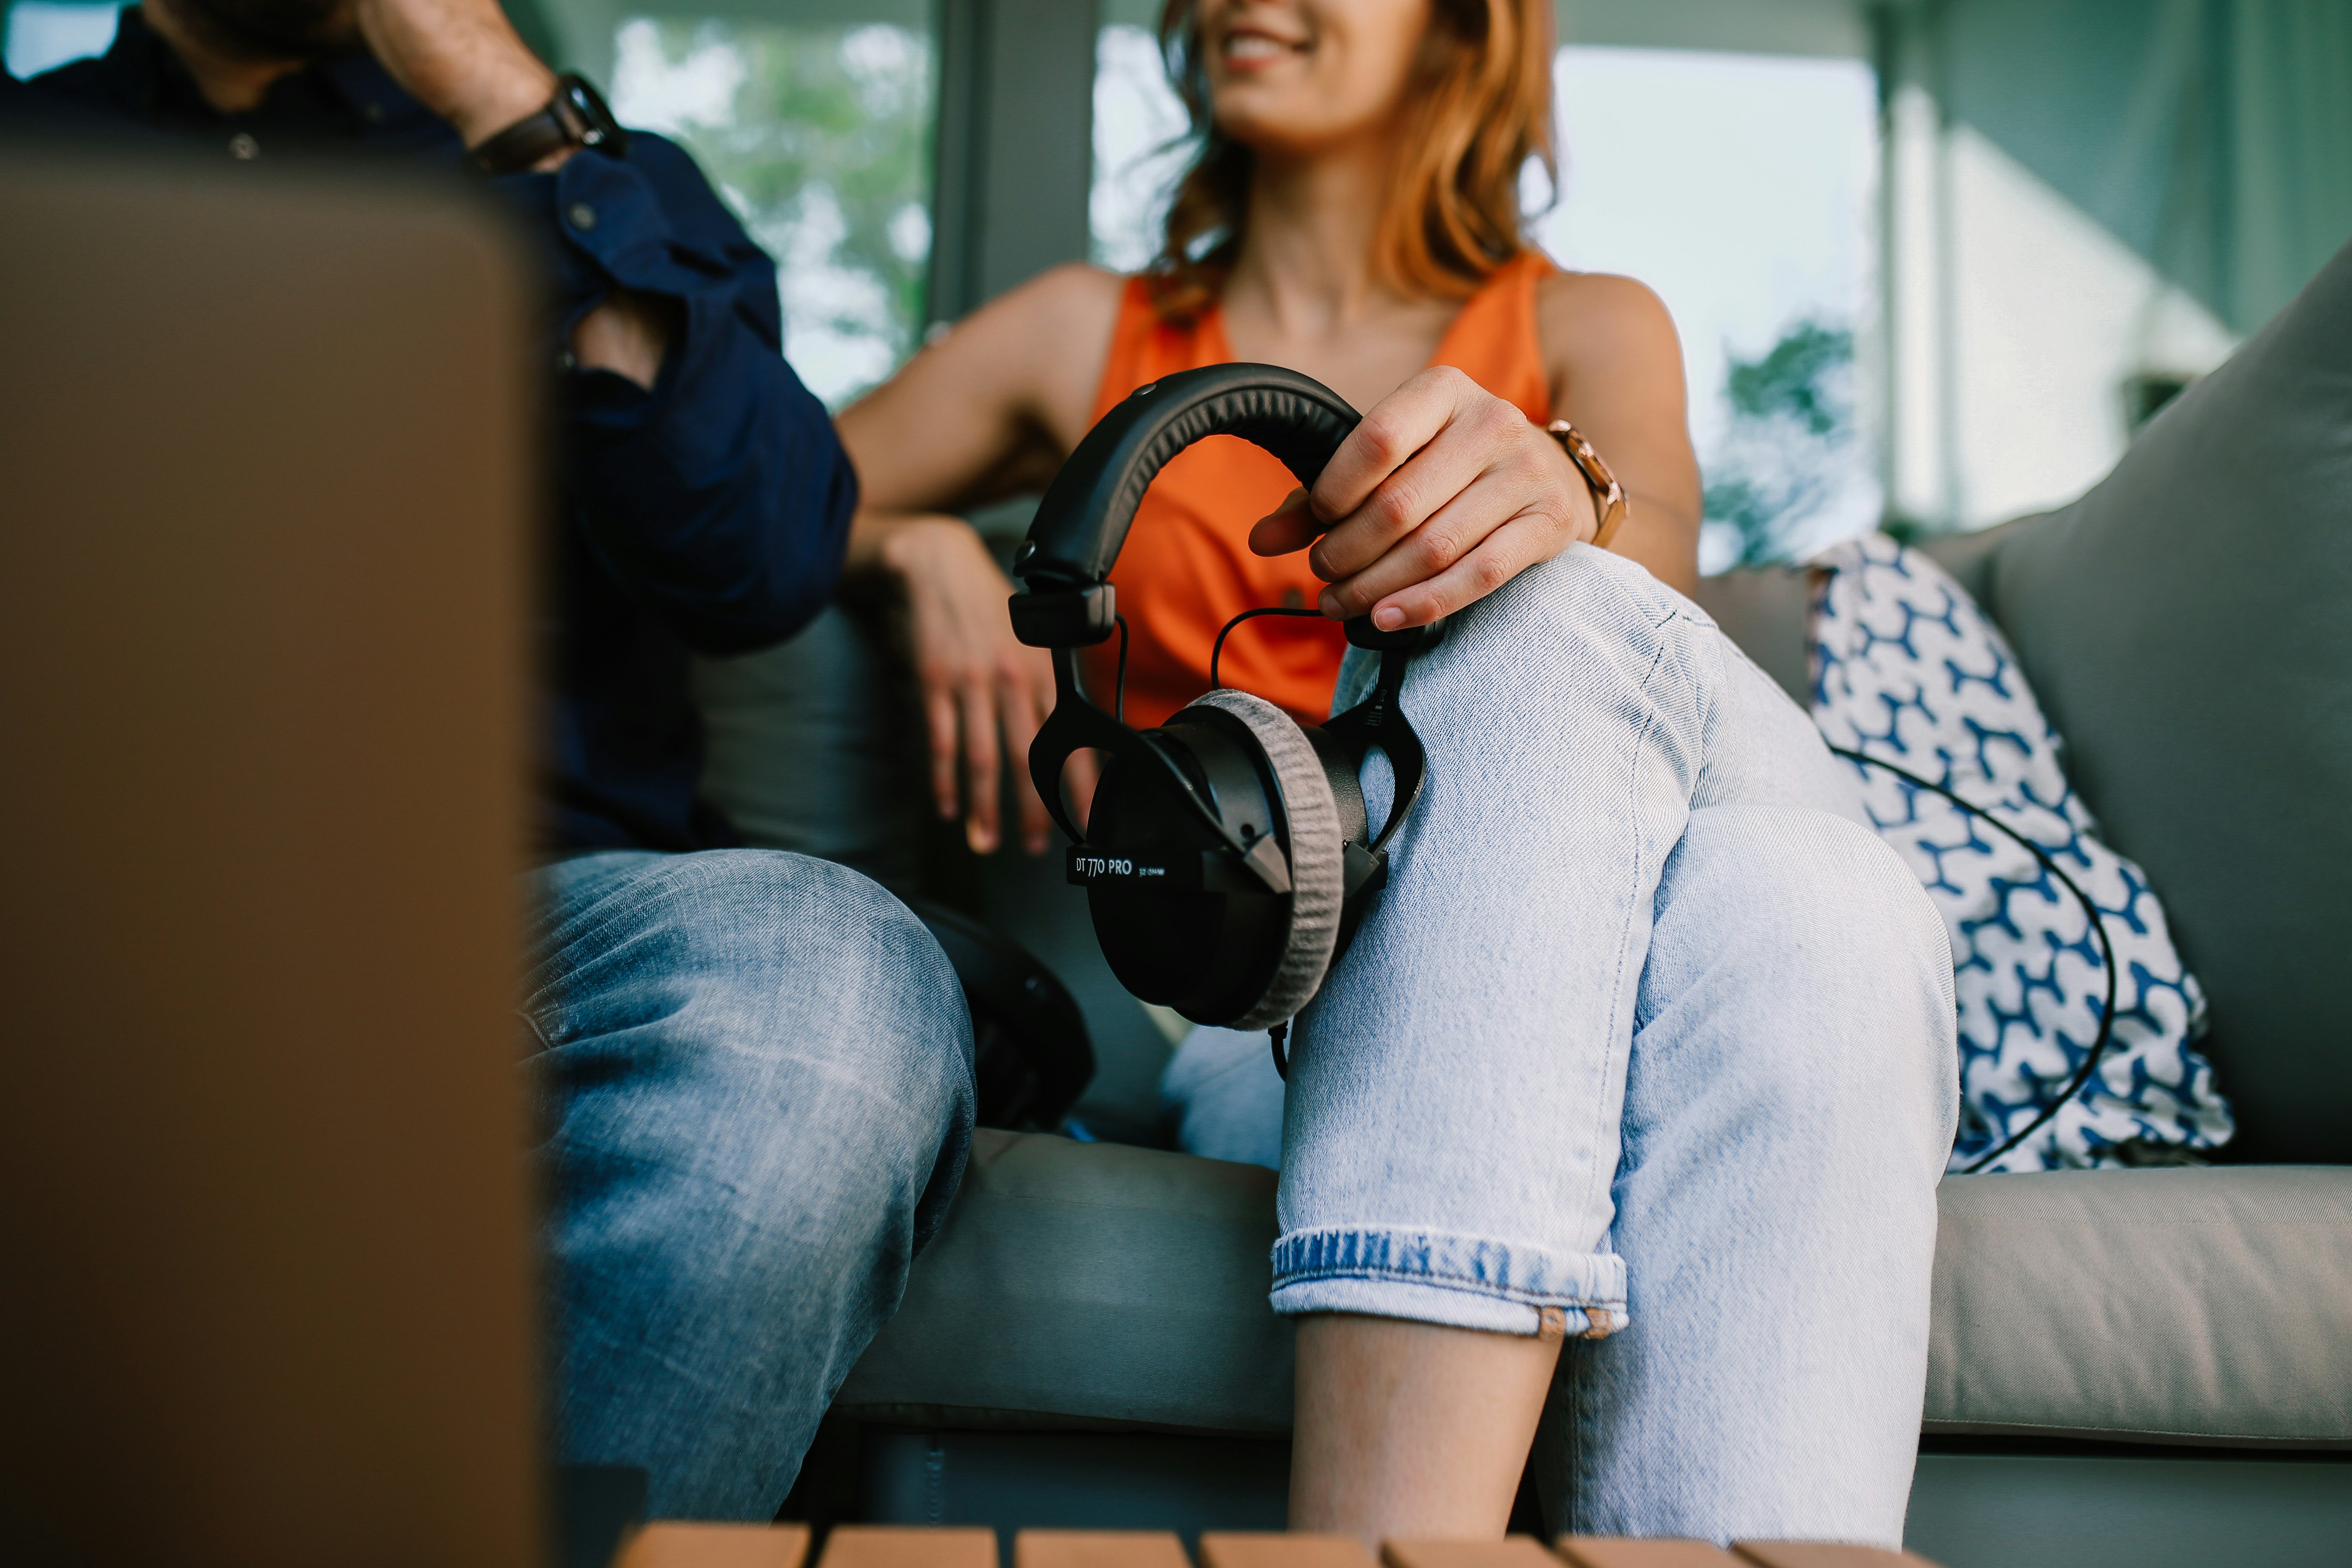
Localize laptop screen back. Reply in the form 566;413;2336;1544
0;148;543;1568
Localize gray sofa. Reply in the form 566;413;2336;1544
802;242;2352;1565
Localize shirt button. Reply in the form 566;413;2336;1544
229;132;259;160
1281;587;1307;609
567;202;597;231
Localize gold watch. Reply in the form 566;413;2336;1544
1544;420;1629;550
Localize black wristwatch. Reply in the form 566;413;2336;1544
467;73;629;177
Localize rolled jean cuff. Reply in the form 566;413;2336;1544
1268;1226;1628;1338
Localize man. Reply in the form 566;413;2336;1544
6;0;975;1519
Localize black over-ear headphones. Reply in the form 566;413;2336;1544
1009;364;1442;1060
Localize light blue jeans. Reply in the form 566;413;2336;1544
1164;547;1959;1545
526;848;975;1519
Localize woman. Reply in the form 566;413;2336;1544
835;0;1956;1547
837;0;1697;857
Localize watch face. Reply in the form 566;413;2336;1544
558;75;626;153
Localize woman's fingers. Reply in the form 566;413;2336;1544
1357;514;1562;629
923;678;963;824
959;679;1003;854
1302;376;1591;627
1001;652;1057;854
1320;433;1579;623
1312;425;1511;592
1246;487;1319;557
1064;748;1103;838
1308;366;1476;522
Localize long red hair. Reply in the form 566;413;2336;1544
1148;0;1556;321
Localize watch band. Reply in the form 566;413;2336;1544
1544;419;1629;551
467;73;628;178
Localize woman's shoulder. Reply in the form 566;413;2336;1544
1534;269;1683;360
973;262;1133;336
913;264;1131;445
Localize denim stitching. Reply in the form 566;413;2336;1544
1577;627;1675;1232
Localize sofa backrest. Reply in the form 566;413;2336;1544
1935;245;2352;1164
1691;241;2352;1163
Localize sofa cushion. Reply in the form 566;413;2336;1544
836;1131;1292;1435
1926;1166;2352;1446
1964;238;2352;1164
837;1135;2352;1449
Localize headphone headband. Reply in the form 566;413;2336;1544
1011;364;1360;647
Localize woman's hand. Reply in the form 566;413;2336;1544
864;516;1064;856
1246;366;1599;630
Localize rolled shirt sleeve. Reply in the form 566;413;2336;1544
496;132;857;657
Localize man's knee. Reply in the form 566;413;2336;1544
539;848;974;1185
691;848;973;1106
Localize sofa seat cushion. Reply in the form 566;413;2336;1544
836;1130;1293;1435
836;1134;2352;1449
1926;1165;2352;1445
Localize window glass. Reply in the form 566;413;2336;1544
608;10;936;409
4;0;121;77
1090;20;1193;273
1532;46;1879;573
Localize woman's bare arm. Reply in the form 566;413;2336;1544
838;263;1120;536
1537;272;1703;595
831;264;1122;854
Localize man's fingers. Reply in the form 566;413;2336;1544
1246;488;1319;558
1308;367;1478;527
959;683;1002;854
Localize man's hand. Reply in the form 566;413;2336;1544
1247;366;1599;630
354;0;554;149
352;0;675;388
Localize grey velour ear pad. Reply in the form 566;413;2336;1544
1184;689;1345;1031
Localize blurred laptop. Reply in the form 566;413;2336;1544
0;146;551;1567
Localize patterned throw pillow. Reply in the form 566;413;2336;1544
1808;532;2234;1172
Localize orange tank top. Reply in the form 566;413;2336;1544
1083;253;1555;727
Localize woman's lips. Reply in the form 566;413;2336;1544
1220;30;1303;67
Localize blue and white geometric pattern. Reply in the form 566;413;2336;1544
1808;533;2234;1172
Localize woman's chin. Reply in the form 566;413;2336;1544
1216;118;1365;165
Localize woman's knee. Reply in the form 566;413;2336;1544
1646;807;1958;1143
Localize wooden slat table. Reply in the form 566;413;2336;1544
612;1524;1943;1568
616;1522;810;1568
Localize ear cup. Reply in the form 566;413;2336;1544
1184;689;1346;1029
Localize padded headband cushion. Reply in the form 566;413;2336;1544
1022;364;1361;588
1188;689;1344;1030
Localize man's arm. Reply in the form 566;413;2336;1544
359;0;853;652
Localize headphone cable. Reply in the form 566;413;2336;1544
1112;612;1129;725
1828;747;2119;1173
1210;606;1328;691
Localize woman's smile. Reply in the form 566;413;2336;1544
1217;18;1309;71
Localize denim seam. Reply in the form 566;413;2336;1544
1577;630;1675;1231
1271;1261;1626;1310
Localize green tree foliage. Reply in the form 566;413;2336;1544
619;17;934;406
1702;320;1858;568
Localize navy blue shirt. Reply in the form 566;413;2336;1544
6;10;855;851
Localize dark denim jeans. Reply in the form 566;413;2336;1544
525;848;974;1519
